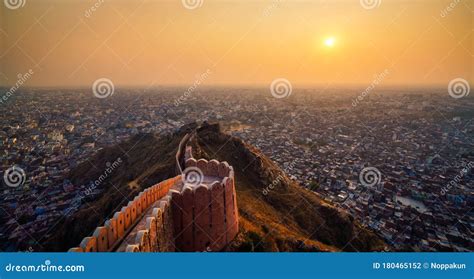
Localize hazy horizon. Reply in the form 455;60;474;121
1;0;472;88
0;83;459;91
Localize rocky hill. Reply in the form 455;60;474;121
186;123;385;251
43;126;194;251
44;122;385;252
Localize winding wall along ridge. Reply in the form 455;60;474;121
69;135;239;252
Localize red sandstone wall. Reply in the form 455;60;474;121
171;158;239;252
69;145;240;253
69;176;181;252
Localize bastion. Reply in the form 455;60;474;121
68;137;239;252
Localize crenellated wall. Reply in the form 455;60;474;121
171;157;239;252
68;176;180;252
68;138;239;252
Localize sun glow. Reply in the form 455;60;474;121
1;1;470;87
324;37;336;48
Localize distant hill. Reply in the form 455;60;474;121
44;122;385;252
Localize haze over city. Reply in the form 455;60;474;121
0;0;473;255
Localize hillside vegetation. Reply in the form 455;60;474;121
44;122;385;252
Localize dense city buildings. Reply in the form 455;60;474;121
0;87;472;252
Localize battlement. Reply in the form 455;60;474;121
68;175;180;252
69;139;239;252
171;157;238;251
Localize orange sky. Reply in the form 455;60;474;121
0;0;472;87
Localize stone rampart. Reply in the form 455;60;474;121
171;157;239;252
68;175;180;252
69;136;239;252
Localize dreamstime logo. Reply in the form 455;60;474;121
0;69;34;105
359;167;382;188
441;161;473;195
65;158;122;215
174;68;212;106
440;0;461;18
4;0;26;10
84;0;104;18
182;0;203;10
352;69;389;107
88;158;123;191
448;78;470;99
263;174;284;196
270;78;292;99
5;259;85;272
92;78;114;99
360;0;381;10
182;167;204;187
262;160;296;195
262;0;285;17
3;166;26;188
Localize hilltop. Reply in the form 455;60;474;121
44;122;385;252
42;126;194;251
186;123;385;251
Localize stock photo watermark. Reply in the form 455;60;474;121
262;0;285;17
359;167;382;189
66;157;122;214
182;166;204;187
448;78;470;99
182;0;203;10
0;69;34;105
92;78;115;98
360;0;381;10
84;0;105;18
4;0;26;10
440;161;472;195
5;260;85;273
440;0;461;18
352;69;389;107
174;69;212;106
262;161;297;195
90;157;123;191
3;166;26;188
270;78;292;99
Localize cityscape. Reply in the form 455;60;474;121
1;0;473;257
1;87;472;252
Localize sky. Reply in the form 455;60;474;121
0;0;472;88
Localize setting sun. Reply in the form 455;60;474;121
1;1;471;87
324;37;336;48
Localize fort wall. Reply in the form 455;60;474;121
69;136;239;252
170;157;238;251
68;175;180;252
